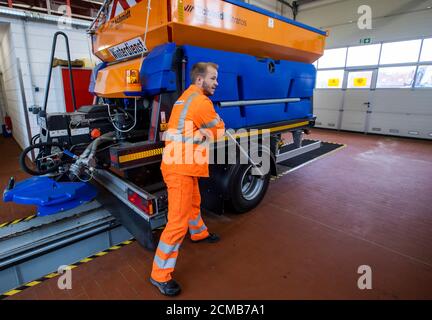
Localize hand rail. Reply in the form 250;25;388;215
42;31;77;112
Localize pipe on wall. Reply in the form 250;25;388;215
0;6;90;28
21;20;37;108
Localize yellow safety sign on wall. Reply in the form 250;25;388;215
353;77;368;87
328;78;340;87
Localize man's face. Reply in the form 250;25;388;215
202;66;218;96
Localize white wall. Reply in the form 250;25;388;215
248;0;281;12
0;14;96;150
0;23;8;127
244;0;432;48
0;22;24;147
0;80;4;126
2;1;431;144
294;0;432;139
297;0;432;48
246;0;432;139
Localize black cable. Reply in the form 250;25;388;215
31;134;40;145
19;142;65;176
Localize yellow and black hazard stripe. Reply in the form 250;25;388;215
0;238;136;300
119;147;164;163
0;214;38;229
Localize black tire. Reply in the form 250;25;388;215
19;142;64;176
228;163;271;213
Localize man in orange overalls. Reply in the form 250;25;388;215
150;62;225;296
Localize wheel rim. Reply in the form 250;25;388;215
240;165;265;201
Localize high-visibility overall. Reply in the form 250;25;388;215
151;85;225;282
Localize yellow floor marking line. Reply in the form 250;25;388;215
0;238;136;300
0;214;38;229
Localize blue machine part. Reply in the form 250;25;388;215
89;43;178;97
182;45;316;128
126;42;178;97
88;61;107;96
3;177;98;216
89;43;316;129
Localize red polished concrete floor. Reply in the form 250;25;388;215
2;129;432;299
0;137;34;224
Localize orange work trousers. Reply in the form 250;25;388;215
151;171;210;282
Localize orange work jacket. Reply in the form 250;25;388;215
160;85;225;177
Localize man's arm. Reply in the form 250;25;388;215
193;98;225;140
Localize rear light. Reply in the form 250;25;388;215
127;189;154;215
126;69;139;84
110;153;118;164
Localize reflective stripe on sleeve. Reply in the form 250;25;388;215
201;116;220;129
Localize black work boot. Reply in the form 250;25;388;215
191;233;220;243
150;278;181;296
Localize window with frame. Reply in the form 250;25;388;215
376;66;417;88
315;38;432;90
379;40;422;65
347;71;374;89
346;44;381;67
316;70;345;89
317;48;347;69
415;65;432;88
420;38;432;62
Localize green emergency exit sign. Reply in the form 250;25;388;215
360;37;371;44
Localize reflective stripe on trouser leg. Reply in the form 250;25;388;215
151;173;193;282
188;177;209;241
153;239;180;269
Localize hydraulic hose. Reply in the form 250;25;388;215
79;131;116;160
68;132;116;181
88;132;116;159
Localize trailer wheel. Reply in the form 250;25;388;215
229;164;270;213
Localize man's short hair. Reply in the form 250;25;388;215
190;62;219;84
